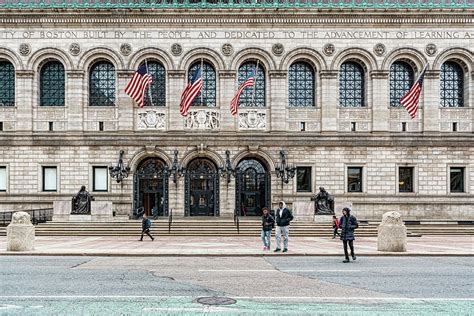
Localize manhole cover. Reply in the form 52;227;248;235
196;297;236;306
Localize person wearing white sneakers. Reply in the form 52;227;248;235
260;207;274;250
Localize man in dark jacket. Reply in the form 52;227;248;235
274;201;293;253
139;214;154;241
261;207;274;250
339;207;358;262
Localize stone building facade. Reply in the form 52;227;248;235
0;1;473;220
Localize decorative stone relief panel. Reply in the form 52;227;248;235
338;108;371;132
288;108;321;132
389;108;422;132
137;109;166;130
34;108;67;120
238;109;266;130
440;108;472;132
34;121;66;131
84;108;118;131
184;109;220;130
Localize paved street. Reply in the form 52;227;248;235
0;256;472;315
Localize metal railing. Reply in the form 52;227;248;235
0;208;53;226
0;0;470;10
234;208;240;234
168;208;173;233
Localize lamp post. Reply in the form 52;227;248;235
219;150;237;184
169;150;185;184
275;150;296;185
108;150;131;183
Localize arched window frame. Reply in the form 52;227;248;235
339;61;365;108
237;60;266;108
0;60;15;107
140;60;166;107
440;61;464;108
39;60;65;107
389;61;414;107
288;61;315;108
89;60;116;107
188;60;216;107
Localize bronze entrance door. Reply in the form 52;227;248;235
185;158;219;216
133;158;169;218
236;158;270;216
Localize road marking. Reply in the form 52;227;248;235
198;269;361;272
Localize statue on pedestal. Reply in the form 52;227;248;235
71;186;94;215
311;187;335;215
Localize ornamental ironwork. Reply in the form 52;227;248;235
390;61;414;107
40;61;65;107
109;150;131;183
188;60;216;107
440;61;464;108
89;61;115;106
288;61;315;107
275;150;296;185
0;61;15;107
142;60;166;106
237;61;265;107
235;158;270;217
339;61;365;107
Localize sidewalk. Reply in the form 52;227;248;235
0;235;472;256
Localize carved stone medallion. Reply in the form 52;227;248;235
374;43;386;56
238;109;266;130
120;43;132;56
272;43;284;56
323;43;335;56
425;44;437;56
221;43;234;56
171;43;182;56
69;43;81;56
138;110;166;130
19;43;31;56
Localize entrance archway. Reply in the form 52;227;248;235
236;158;270;216
185;158;219;216
133;158;169;218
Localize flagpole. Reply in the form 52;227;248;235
200;58;204;105
251;60;259;106
145;59;153;106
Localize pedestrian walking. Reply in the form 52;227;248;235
332;215;340;239
339;207;358;263
139;214;155;241
274;201;293;253
261;207;274;250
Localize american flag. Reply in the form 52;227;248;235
180;68;202;116
400;65;427;119
230;69;255;116
125;64;153;108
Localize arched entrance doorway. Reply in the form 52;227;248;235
185;158;220;216
236;158;270;216
133;158;169;218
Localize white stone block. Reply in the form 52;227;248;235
53;200;71;221
377;211;407;252
292;201;314;222
91;201;113;222
6;212;35;251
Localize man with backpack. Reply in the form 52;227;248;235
261;207;274;250
339;207;358;262
139;214;155;241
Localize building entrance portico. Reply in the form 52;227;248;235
236;158;270;216
185;158;220;217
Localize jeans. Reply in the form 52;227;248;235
275;226;289;249
343;240;355;259
141;228;154;240
261;230;271;248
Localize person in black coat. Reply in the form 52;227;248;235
274;201;293;253
139;214;154;241
261;207;275;250
339;207;358;262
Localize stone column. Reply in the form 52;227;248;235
66;70;85;131
320;70;338;132
168;70;186;131
15;70;34;132
269;70;287;132
219;70;236;131
371;70;389;132
7;212;35;251
117;70;134;131
422;70;440;133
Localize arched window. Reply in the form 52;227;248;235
142;60;166;106
288;61;315;107
440;61;464;107
0;60;14;107
390;61;414;107
339;61;365;107
40;61;65;107
188;60;216;107
89;61;115;106
237;61;265;107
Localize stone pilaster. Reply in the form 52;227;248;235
117;70;134;131
320;70;338;132
219;70;236;131
15;70;34;132
269;70;287;132
168;70;186;131
371;70;389;132
423;70;440;133
66;70;85;131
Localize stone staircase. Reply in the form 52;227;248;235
0;218;472;237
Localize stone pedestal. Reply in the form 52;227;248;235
377;211;407;252
6;212;35;251
292;201;315;222
335;202;353;216
53;200;113;222
314;215;333;223
91;201;113;222
52;200;71;221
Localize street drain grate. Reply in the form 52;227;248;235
196;297;237;306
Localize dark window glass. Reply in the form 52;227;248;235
399;167;414;192
0;60;15;106
237;61;265;107
89;61;115;106
347;167;363;192
450;167;464;193
142;60;166;106
339;62;364;107
296;167;312;192
188;60;216;107
390;61;414;107
289;61;315;107
40;61;65;106
440;61;464;108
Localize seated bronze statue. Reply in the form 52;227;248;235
71;186;94;215
311;187;335;215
